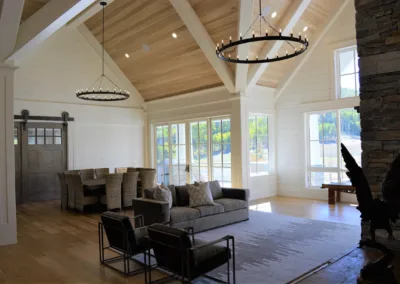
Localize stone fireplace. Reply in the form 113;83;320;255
355;0;400;246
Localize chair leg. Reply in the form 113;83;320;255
227;239;230;284
144;251;148;284
232;239;236;284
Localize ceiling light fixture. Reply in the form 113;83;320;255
271;11;277;18
172;33;177;38
303;26;308;32
216;0;309;64
76;1;129;102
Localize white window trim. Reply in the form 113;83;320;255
305;109;356;189
249;113;271;177
334;45;359;100
153;115;232;186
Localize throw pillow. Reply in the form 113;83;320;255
194;181;223;200
153;186;173;209
187;183;214;207
161;183;177;206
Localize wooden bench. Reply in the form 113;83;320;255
321;182;356;205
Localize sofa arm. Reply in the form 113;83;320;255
132;198;170;226
222;188;250;201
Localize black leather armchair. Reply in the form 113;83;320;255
147;223;235;283
98;211;150;279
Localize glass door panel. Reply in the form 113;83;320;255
155;125;170;185
190;121;208;183
170;124;186;185
211;119;232;187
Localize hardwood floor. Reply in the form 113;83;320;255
0;197;361;283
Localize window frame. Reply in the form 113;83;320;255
153;115;232;187
305;108;360;189
335;45;359;99
248;113;270;177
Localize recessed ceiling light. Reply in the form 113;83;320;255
125;53;130;58
271;11;277;18
172;33;178;38
303;26;308;32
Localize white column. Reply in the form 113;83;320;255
0;64;17;246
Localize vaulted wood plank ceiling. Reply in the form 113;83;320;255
82;0;346;101
20;0;50;23
85;0;238;101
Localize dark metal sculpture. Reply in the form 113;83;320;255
341;143;400;283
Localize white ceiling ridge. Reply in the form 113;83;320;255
274;0;351;103
246;0;312;92
0;0;24;63
235;0;254;94
6;0;97;62
77;25;145;108
169;0;235;94
66;0;115;29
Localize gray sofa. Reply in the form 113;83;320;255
132;180;249;233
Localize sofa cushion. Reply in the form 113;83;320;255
175;185;190;206
195;204;224;217
214;198;248;212
195;181;223;200
170;207;200;224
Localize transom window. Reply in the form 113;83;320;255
336;46;359;98
249;114;269;176
306;108;361;188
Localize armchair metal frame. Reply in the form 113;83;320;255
147;225;235;284
98;214;151;279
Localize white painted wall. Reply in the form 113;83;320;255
275;1;358;202
145;85;276;200
243;86;277;200
14;27;145;171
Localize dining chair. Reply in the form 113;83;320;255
80;169;95;181
127;167;137;172
64;170;80;175
122;172;139;208
57;172;68;210
66;174;98;212
138;170;156;197
115;167;128;174
65;173;78;210
101;173;123;211
95;168;110;179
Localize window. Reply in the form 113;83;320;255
27;127;62;145
211;119;232;187
307;108;361;188
336;46;359;98
249;115;269;176
14;128;18;145
154;117;232;187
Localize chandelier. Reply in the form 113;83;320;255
216;0;309;64
76;1;129;101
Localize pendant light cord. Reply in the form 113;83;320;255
102;4;105;77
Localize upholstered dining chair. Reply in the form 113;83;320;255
66;174;98;212
57;172;68;210
95;168;110;179
80;169;95;181
115;167;128;174
122;172;139;208
64;173;78;210
138;170;156;198
64;170;80;175
101;173;123;211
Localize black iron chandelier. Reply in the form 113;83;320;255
76;1;129;101
216;0;309;64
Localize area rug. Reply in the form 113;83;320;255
193;210;360;284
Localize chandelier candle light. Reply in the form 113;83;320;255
216;0;309;64
76;1;129;101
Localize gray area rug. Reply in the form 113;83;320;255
193;210;359;284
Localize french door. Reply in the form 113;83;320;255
154;117;231;186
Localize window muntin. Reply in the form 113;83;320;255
336;47;359;99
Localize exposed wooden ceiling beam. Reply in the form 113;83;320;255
235;0;253;94
274;0;351;103
246;0;311;92
6;0;96;62
169;0;235;94
66;0;115;29
77;25;145;108
0;0;25;62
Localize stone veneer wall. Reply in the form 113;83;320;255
355;0;400;194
